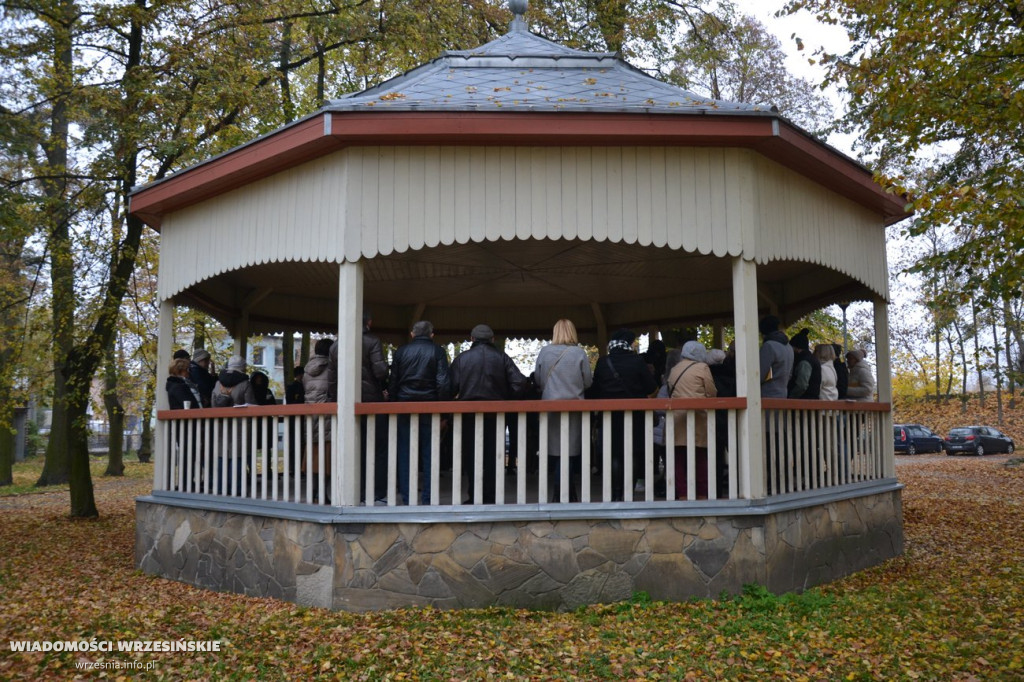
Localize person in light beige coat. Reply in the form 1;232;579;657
667;341;718;499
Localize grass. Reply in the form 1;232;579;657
1;454;1022;680
1;454;151;496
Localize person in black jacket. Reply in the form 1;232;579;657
389;320;449;505
788;329;822;399
166;358;202;491
361;314;389;504
166;357;202;410
589;328;657;501
188;349;217;408
446;324;526;504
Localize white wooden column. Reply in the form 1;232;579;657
874;298;895;478
154;297;175;491
336;260;363;506
732;257;764;499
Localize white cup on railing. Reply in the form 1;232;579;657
183;401;191;410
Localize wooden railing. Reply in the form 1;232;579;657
155;399;892;507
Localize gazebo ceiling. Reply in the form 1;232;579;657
177;239;873;345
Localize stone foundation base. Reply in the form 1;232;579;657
136;490;903;611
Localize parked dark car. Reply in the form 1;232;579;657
943;426;1016;456
893;424;944;455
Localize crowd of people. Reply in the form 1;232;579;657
166;313;876;504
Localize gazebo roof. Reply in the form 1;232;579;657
328;22;763;115
131;5;908;344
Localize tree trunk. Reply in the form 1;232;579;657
0;426;12;487
279;21;295;123
137;380;154;464
36;0;77;489
971;298;984;406
1005;298;1017;409
103;341;125;476
992;316;1003;424
952;320;968;412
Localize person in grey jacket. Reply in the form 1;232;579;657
211;355;255;494
302;338;334;503
534;319;593;502
846;349;876;401
212;355;256;407
758;315;793;398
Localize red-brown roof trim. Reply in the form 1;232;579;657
130;111;909;230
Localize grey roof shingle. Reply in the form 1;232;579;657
327;25;768;115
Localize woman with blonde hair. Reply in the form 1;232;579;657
533;319;593;502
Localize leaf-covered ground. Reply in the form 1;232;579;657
1;453;1022;680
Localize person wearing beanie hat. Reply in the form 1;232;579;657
213;356;256;407
787;328;821;399
173;349;190;360
210;355;257;495
758;316;792;398
446;323;526;504
589;326;657;501
188;348;216;407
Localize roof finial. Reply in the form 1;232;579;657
509;0;528;32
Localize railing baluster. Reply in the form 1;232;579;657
387;414;398;506
706;409;717;500
516;411;527;504
559;411;570;504
727;408;737;500
581;410;591;503
665;408;676;501
452;413;463;506
495;412;506;506
538;412;549;504
602;412;612;503
431;413;441;506
409;414;420;506
644;410;655;502
685;411;696;501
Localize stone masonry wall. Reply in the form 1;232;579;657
136;490;903;612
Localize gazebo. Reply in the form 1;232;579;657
131;6;907;611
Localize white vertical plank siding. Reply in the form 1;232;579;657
439;147;458;246
590;148;609;242
647;147;668;248
560;148;579;240
376;148;396;257
620;147;639;244
406;148;427;250
543;147;561;240
469;147;488;243
157;146;889;303
529;148;549;239
484;147;504;242
498;147;517;241
574;148;593;241
423;147;442;248
514;147;533;240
